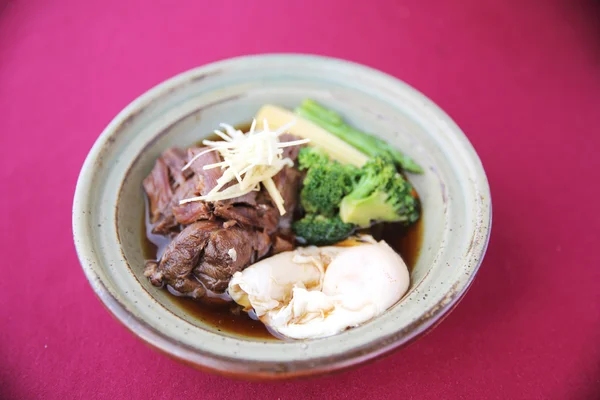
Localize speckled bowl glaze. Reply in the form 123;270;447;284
73;54;491;380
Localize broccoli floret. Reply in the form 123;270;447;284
298;148;358;217
294;147;358;245
339;157;420;228
297;147;330;171
292;214;355;245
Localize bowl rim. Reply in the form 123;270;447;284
73;53;492;380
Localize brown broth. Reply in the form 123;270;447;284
167;296;273;339
383;217;424;270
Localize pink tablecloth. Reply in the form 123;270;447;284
1;1;599;399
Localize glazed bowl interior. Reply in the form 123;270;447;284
73;54;491;379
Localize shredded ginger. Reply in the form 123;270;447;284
179;119;309;215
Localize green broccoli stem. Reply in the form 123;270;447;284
295;100;423;174
347;174;378;199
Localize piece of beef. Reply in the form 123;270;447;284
268;134;304;229
213;201;279;234
143;157;178;234
162;147;192;186
255;228;272;259
194;227;271;292
144;148;210;233
272;165;302;209
272;166;302;227
144;147;221;228
279;133;304;161
172;200;212;225
145;220;273;298
219;190;258;206
144;220;222;299
143;134;307;299
171;178;213;225
271;234;295;254
186;147;223;195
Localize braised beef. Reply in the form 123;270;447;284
186;147;222;195
272;234;295;254
271;165;303;230
145;220;273;297
279;133;303;160
143;131;304;300
222;219;238;229
143;157;178;234
144;149;216;231
255;229;272;259
171;178;212;225
213;202;279;234
272;134;304;230
219;190;258;206
144;220;222;299
162;148;191;186
194;225;271;292
172;201;212;225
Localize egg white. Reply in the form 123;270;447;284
228;236;410;339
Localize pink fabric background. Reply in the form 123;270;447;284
1;0;599;399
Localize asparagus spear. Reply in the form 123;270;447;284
295;99;423;174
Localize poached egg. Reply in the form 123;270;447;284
228;236;410;339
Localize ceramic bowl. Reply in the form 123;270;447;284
72;54;491;380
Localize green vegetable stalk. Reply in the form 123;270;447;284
295;99;423;174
